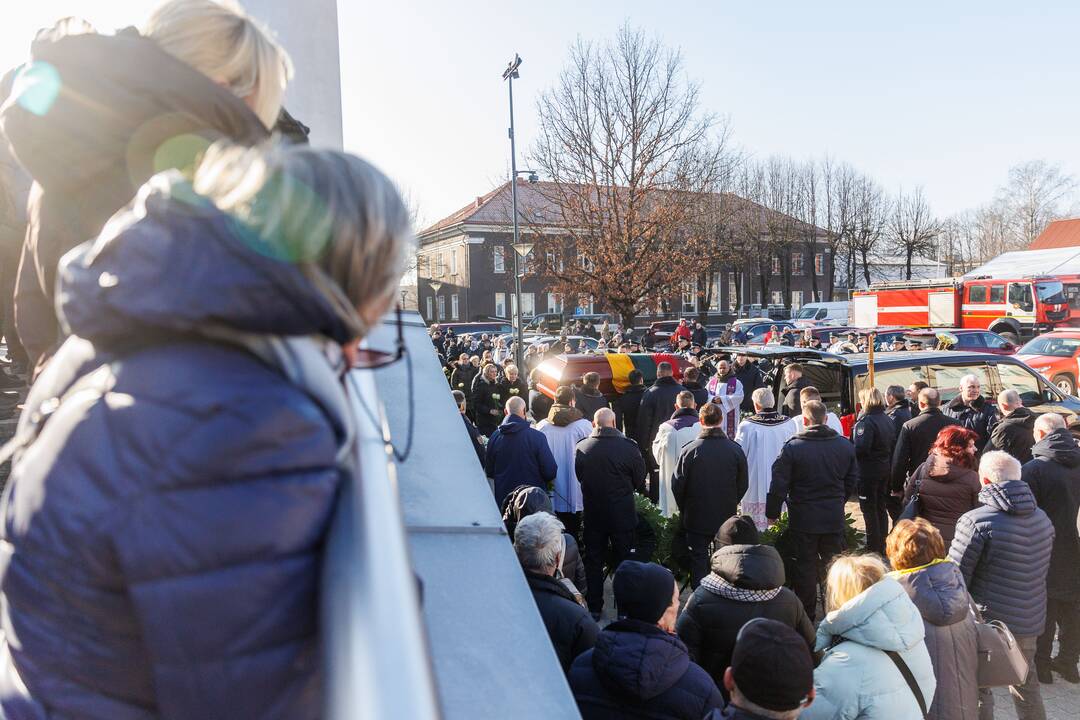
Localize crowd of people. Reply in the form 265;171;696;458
440;317;1080;720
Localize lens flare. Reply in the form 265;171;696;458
13;61;61;117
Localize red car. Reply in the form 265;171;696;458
901;329;1018;355
1016;330;1080;396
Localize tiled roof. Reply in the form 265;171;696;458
419;181;819;240
1030;218;1080;249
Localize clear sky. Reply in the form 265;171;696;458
4;1;1079;230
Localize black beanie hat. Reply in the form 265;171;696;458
731;618;814;711
612;561;675;624
714;515;759;548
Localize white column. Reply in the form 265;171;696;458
244;0;343;149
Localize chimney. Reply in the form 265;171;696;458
474;196;483;209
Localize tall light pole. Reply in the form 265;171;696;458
503;53;525;370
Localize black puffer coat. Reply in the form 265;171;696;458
1022;427;1080;599
675;545;814;688
985;406;1036;464
672;428;749;536
472;375;503;435
568;618;723;720
525;571;599;673
782;376;812;418
853;407;895;496
1;25;269;364
948;480;1055;637
944;395;997;451
767;425;859;533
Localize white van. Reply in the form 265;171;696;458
793;301;849;326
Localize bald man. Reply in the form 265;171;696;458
985;389;1036;464
575;408;648;616
485;397;558;509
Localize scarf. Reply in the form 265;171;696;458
700;572;782;602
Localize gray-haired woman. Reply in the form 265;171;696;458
0;142;410;718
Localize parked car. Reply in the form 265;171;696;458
900;329;1017;355
735;320;797;344
529;335;601;353
436;321;514;336
793;301;850;327
524;313;565;333
713;345;1080;438
642;319;697;349
1016;330;1080;395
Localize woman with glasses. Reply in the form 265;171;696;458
0;141;411;717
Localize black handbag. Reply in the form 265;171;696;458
898;477;921;521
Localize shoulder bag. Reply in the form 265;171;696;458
973;613;1028;687
898;476;921;521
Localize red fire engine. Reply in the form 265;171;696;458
851;276;1069;343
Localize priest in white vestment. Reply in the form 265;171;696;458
734;387;797;529
651;390;701;517
705;357;744;439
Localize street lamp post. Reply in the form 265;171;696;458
503;53;525;370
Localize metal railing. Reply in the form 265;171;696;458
321;358;441;719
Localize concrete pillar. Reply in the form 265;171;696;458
244;0;343;149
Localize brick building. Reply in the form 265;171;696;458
415;180;836;325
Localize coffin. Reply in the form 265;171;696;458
533;353;691;400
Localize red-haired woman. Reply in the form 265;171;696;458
902;425;982;544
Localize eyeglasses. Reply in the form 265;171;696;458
351;304;406;369
348;303;414;463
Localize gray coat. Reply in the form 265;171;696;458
894;561;978;720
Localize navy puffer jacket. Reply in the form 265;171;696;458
568;618;723;719
0;180;355;719
948;480;1054;637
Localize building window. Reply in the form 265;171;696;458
792;253;804;276
548;292;564;314
755;291;762;305
814;290;823;302
510;292;536;318
450;249;457;275
578;253;594;272
495;292;507;317
546;250;564;273
771;257;781;276
770;290;783;306
708;272;721;311
434;253;444;276
791;290;804;309
451;293;459;320
437;295;446;320
425;296;433;321
493;246;505;274
728;274;738;312
815;253;825;276
682;281;697;313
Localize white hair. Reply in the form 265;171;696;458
513;512;565;573
997;389;1021;410
144;0;293;129
194;143;413;339
752;387;775;410
506;396;526;416
960;374;980;387
979;451;1021;485
1034;413;1065;435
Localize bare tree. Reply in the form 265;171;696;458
821;158;857;298
791;159;821;300
998;160;1076;248
849;175;888;286
527;24;729;325
889;186;940;280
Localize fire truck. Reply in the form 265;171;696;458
851;276;1069;343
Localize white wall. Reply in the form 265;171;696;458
244;0;343;149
